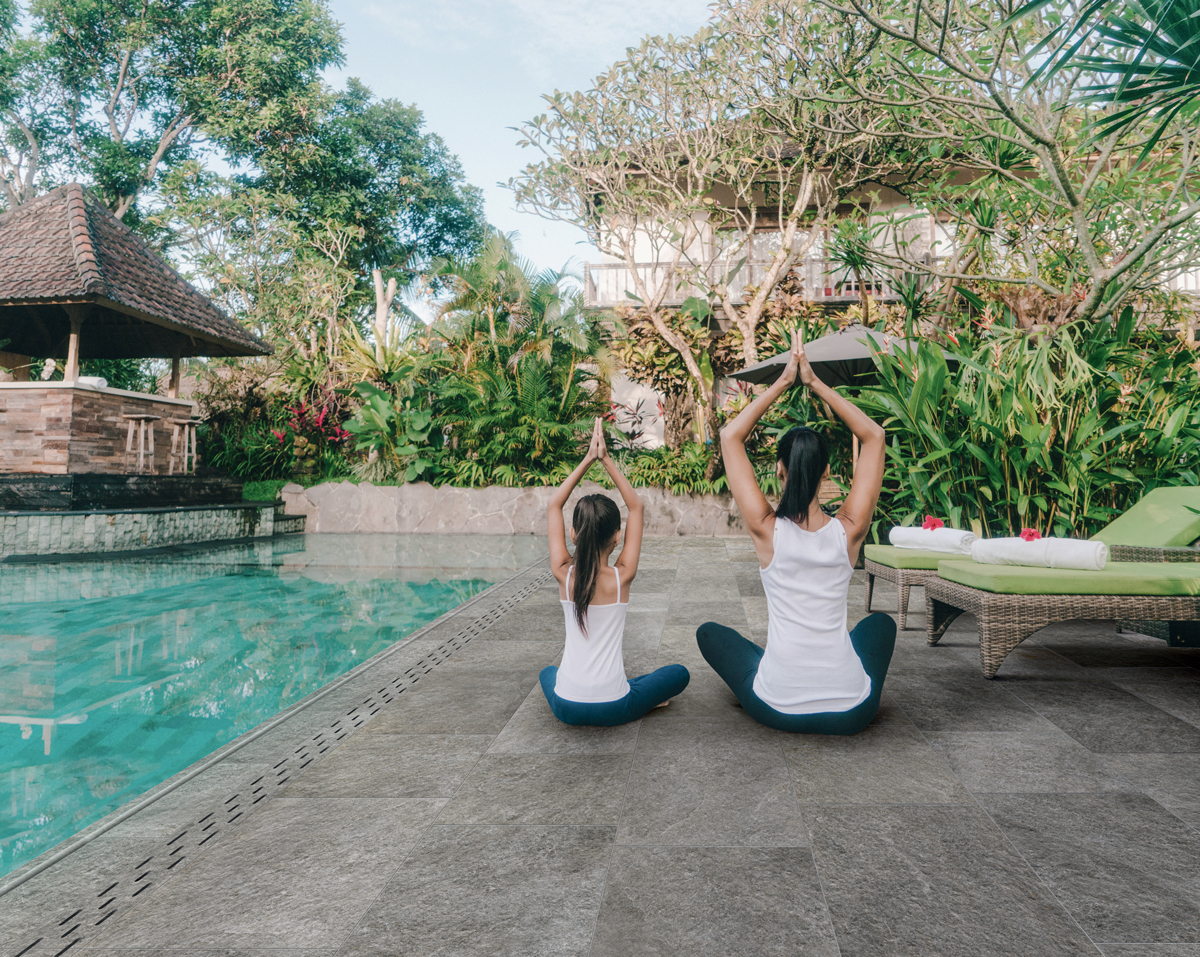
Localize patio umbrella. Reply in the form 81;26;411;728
727;324;916;389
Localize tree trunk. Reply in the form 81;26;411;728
663;390;692;450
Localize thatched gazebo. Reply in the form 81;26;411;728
0;184;269;483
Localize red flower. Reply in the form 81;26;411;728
1019;527;1041;542
271;429;286;443
921;515;944;531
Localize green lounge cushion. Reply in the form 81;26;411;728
936;560;1200;596
864;544;950;570
1092;486;1200;549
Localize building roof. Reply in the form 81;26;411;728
0;184;271;359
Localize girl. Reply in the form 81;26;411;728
541;417;690;726
698;330;896;735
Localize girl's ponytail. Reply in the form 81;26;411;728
775;426;829;524
571;493;622;633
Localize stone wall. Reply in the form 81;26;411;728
0;503;278;559
0;382;195;475
281;480;749;537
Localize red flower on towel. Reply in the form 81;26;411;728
921;515;944;530
1019;527;1041;542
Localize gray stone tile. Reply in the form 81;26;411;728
617;740;807;847
590;846;839;957
981;793;1200;943
806;804;1098;955
79;951;339;957
668;578;742;602
783;726;972;805
647;670;743;718
279;734;492;798
732;563;766;597
337;825;613;957
488;687;641;754
476;604;564;641
948;641;1088;679
1102;754;1200;828
885;670;1057;732
364;671;537;734
632;715;783;754
88;798;444;949
628;568;676;593
627;591;669;612
927;731;1134;794
435;754;632;825
666;599;751;627
0;832;162;948
1007;680;1200;753
1097;947;1200;956
621;611;666;650
1112;673;1200;730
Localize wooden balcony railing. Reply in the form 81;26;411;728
582;259;1200;309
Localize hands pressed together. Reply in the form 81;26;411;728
584;416;610;464
778;328;818;390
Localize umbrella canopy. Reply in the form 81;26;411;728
727;324;916;388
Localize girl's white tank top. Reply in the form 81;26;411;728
555;565;631;703
753;516;872;714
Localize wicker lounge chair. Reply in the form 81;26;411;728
869;487;1200;631
926;561;1200;678
863;546;946;630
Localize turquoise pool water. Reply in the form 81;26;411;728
0;533;546;879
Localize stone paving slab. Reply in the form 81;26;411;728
4;538;1200;956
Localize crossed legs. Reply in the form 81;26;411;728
696;613;896;735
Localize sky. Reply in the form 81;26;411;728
325;0;714;288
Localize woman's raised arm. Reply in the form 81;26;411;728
797;347;886;563
720;330;803;564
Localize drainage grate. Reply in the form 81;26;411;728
5;568;551;957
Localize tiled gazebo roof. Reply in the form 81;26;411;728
0;184;270;359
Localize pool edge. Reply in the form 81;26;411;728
0;554;551;899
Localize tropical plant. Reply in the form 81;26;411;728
342;383;438;483
856;314;1200;540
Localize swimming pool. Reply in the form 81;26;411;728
0;533;546;879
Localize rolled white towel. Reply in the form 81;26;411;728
889;526;978;554
75;375;107;389
970;537;1108;571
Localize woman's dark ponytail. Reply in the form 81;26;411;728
776;426;829;524
571;493;622;633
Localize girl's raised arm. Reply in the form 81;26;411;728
547;418;604;585
595;427;644;591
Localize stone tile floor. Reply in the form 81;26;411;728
5;536;1200;956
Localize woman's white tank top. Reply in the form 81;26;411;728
555;565;632;703
753;516;872;714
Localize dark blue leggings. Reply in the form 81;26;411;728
696;612;896;735
539;664;691;727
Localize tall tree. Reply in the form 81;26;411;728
6;0;342;219
816;0;1200;324
258;79;485;279
512;11;903;456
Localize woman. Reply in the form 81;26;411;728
698;330;895;734
540;417;690;726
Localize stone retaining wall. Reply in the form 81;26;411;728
281;480;749;537
0;503;278;559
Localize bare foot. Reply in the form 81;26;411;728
654;699;671;709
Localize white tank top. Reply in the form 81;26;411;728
753;516;872;714
555;565;632;703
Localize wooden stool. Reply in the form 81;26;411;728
168;417;201;475
122;414;161;474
